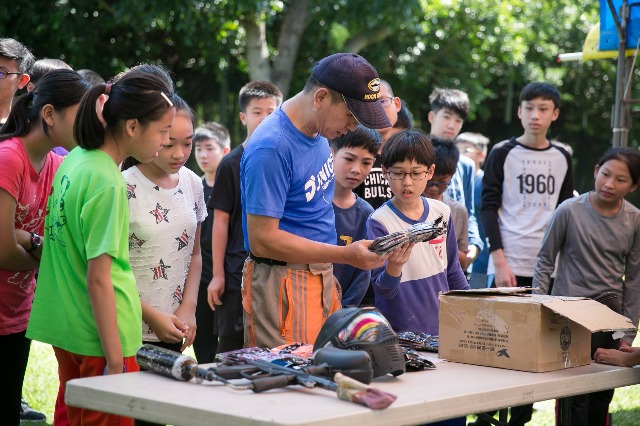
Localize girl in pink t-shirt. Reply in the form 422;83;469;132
0;69;89;426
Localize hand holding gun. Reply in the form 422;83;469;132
369;213;447;255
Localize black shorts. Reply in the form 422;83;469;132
215;290;244;340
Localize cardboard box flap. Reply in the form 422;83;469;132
443;287;531;297
542;298;636;332
438;290;633;372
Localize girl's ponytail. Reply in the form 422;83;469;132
73;84;108;149
75;64;175;151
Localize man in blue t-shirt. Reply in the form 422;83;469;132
240;53;391;348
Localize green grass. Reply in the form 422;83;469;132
22;342;56;426
22;341;640;425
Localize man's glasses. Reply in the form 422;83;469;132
0;70;22;80
379;96;397;107
387;171;429;181
426;180;452;189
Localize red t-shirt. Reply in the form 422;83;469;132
0;137;63;335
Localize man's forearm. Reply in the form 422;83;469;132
249;226;342;264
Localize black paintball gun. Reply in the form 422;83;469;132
211;345;375;390
136;344;396;409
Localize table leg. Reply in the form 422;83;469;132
558;397;571;426
497;409;508;424
475;411;509;426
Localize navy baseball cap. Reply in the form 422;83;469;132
311;53;391;130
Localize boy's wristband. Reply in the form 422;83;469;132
103;365;127;375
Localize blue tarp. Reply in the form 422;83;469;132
600;0;640;50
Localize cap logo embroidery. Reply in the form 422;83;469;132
367;78;381;92
364;78;381;100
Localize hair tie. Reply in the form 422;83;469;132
105;81;112;96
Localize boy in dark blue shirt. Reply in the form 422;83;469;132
329;125;381;307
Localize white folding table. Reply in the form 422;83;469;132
65;357;640;426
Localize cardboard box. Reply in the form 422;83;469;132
438;288;636;372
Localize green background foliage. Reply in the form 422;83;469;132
3;0;639;198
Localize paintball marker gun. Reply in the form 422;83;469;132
136;344;396;409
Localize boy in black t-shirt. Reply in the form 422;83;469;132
193;122;230;363
207;81;282;353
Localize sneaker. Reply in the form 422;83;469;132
20;398;46;423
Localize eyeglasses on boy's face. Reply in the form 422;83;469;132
379;96;397;107
386;170;429;181
426;180;452;189
0;70;22;79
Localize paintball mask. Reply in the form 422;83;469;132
313;307;405;377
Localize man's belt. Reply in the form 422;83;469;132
249;252;287;266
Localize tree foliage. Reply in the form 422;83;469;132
2;0;637;195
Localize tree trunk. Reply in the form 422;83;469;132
243;12;271;82
344;27;394;54
504;77;514;125
272;0;310;97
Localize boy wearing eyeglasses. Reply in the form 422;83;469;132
377;80;402;143
423;137;469;269
367;129;469;337
0;38;34;123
